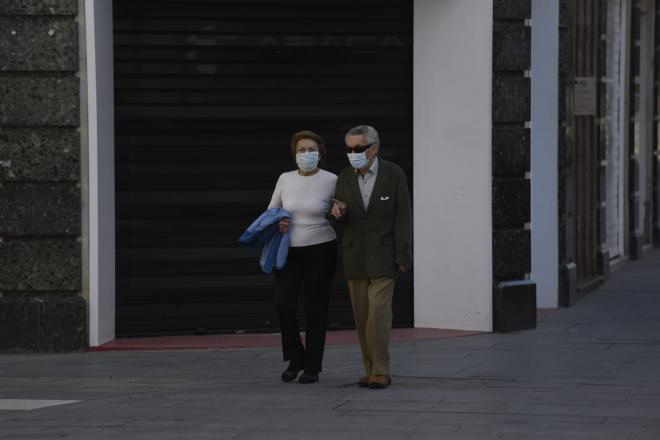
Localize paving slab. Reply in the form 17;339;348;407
0;249;659;439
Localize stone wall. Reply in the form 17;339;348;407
557;0;578;306
628;0;643;259
0;0;85;352
655;0;660;247
491;0;537;332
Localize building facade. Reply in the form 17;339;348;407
557;0;660;305
0;0;658;352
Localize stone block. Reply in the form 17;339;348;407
0;0;77;15
598;204;607;245
493;279;536;333
492;179;530;227
629;231;643;260
598;163;607;202
0;240;80;291
558;85;568;124
559;0;569;27
493;0;531;20
0;296;86;353
493;76;531;123
558;28;571;122
493;23;530;72
0;183;80;236
493;229;531;277
631;46;640;77
599;0;608;32
0;127;79;181
597;249;610;280
492;128;530;175
598;40;608;84
559;262;577;306
558;214;566;262
0;16;77;71
630;194;639;231
558;127;567;170
630;156;639;192
0;77;79;126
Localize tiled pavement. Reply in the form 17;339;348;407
1;249;659;439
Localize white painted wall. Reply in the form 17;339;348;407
413;0;493;332
531;0;559;307
84;0;115;346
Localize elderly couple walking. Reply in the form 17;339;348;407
267;125;412;389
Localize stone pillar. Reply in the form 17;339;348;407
629;0;644;259
653;0;660;247
0;0;86;352
558;0;579;306
492;0;537;332
596;0;611;280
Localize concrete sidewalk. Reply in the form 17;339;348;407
1;250;659;440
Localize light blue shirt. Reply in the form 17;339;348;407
356;157;379;209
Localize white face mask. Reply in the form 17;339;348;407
296;151;319;172
347;151;369;169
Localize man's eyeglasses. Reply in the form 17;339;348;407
345;144;372;154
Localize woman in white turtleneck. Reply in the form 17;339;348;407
267;130;338;384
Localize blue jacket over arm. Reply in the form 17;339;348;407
238;208;291;274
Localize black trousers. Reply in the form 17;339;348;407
274;240;337;373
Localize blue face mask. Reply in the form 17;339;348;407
347;151;369;169
296;151;319;172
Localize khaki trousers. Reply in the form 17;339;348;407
347;277;395;377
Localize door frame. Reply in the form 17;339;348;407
82;0;496;343
81;0;116;346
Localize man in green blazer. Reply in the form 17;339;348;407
331;125;412;389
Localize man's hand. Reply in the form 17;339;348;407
398;264;410;273
278;218;290;234
331;198;347;219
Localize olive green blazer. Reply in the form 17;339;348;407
332;158;412;279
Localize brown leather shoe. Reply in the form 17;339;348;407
368;375;392;389
358;376;371;387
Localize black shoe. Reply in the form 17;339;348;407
281;365;302;383
298;372;319;384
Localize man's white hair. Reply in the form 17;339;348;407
345;125;380;146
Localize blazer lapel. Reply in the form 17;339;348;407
366;159;388;213
348;170;366;213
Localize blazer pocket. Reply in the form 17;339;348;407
379;196;394;218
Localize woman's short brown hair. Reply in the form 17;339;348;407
290;130;326;162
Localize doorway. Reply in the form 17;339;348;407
111;0;414;336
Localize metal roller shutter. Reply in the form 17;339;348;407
113;0;414;336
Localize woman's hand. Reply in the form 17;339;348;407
278;218;290;234
331;199;347;219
